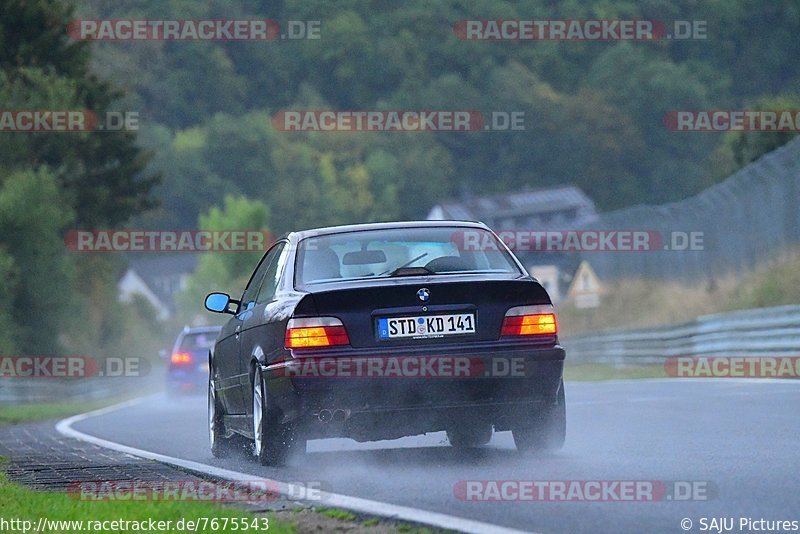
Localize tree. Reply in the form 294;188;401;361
0;168;74;353
705;95;800;181
0;0;159;352
177;196;270;322
0;0;158;227
58;0;800;223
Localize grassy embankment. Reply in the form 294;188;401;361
559;249;800;380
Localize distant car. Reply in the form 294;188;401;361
204;221;566;465
166;326;221;394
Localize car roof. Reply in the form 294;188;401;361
284;220;491;242
182;325;222;335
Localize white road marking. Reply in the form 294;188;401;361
56;397;536;534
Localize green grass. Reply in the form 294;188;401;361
558;248;800;337
1;402;438;533
312;507;446;533
0;469;291;534
318;507;358;521
724;249;800;310
397;524;437;533
564;363;666;381
0;399;118;427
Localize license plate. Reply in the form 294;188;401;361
378;313;476;339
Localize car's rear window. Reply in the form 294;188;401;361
295;227;522;286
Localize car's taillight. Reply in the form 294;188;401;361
285;317;350;349
501;305;557;337
170;352;193;365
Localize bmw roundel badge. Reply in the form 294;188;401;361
417;288;430;302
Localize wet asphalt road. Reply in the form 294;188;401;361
72;379;800;534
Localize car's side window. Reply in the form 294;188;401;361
256;242;288;304
239;243;283;313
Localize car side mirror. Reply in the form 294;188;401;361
205;292;238;314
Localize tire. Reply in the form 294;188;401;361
512;379;566;453
209;371;237;458
447;424;493;448
252;367;304;466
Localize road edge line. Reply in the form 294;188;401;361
56;397;535;534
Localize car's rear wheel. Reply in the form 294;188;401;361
447;423;493;448
252;368;304;466
512;379;566;453
209;373;237;458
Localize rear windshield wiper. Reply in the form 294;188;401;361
377;253;429;276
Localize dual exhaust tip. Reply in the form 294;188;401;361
317;408;349;423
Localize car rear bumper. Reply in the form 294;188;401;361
166;366;207;392
262;343;565;439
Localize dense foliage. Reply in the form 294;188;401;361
1;0;798;349
74;0;800;233
0;0;159;354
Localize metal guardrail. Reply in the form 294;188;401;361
0;377;120;403
0;375;161;404
563;304;800;365
4;306;799;398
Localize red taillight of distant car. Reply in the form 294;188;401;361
170;352;193;365
285;317;350;348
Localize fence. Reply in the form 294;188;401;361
0;375;161;404
579;137;800;281
564;304;800;365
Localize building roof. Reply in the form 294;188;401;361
121;254;200;314
427;185;597;230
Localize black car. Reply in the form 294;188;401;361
204;221;566;465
